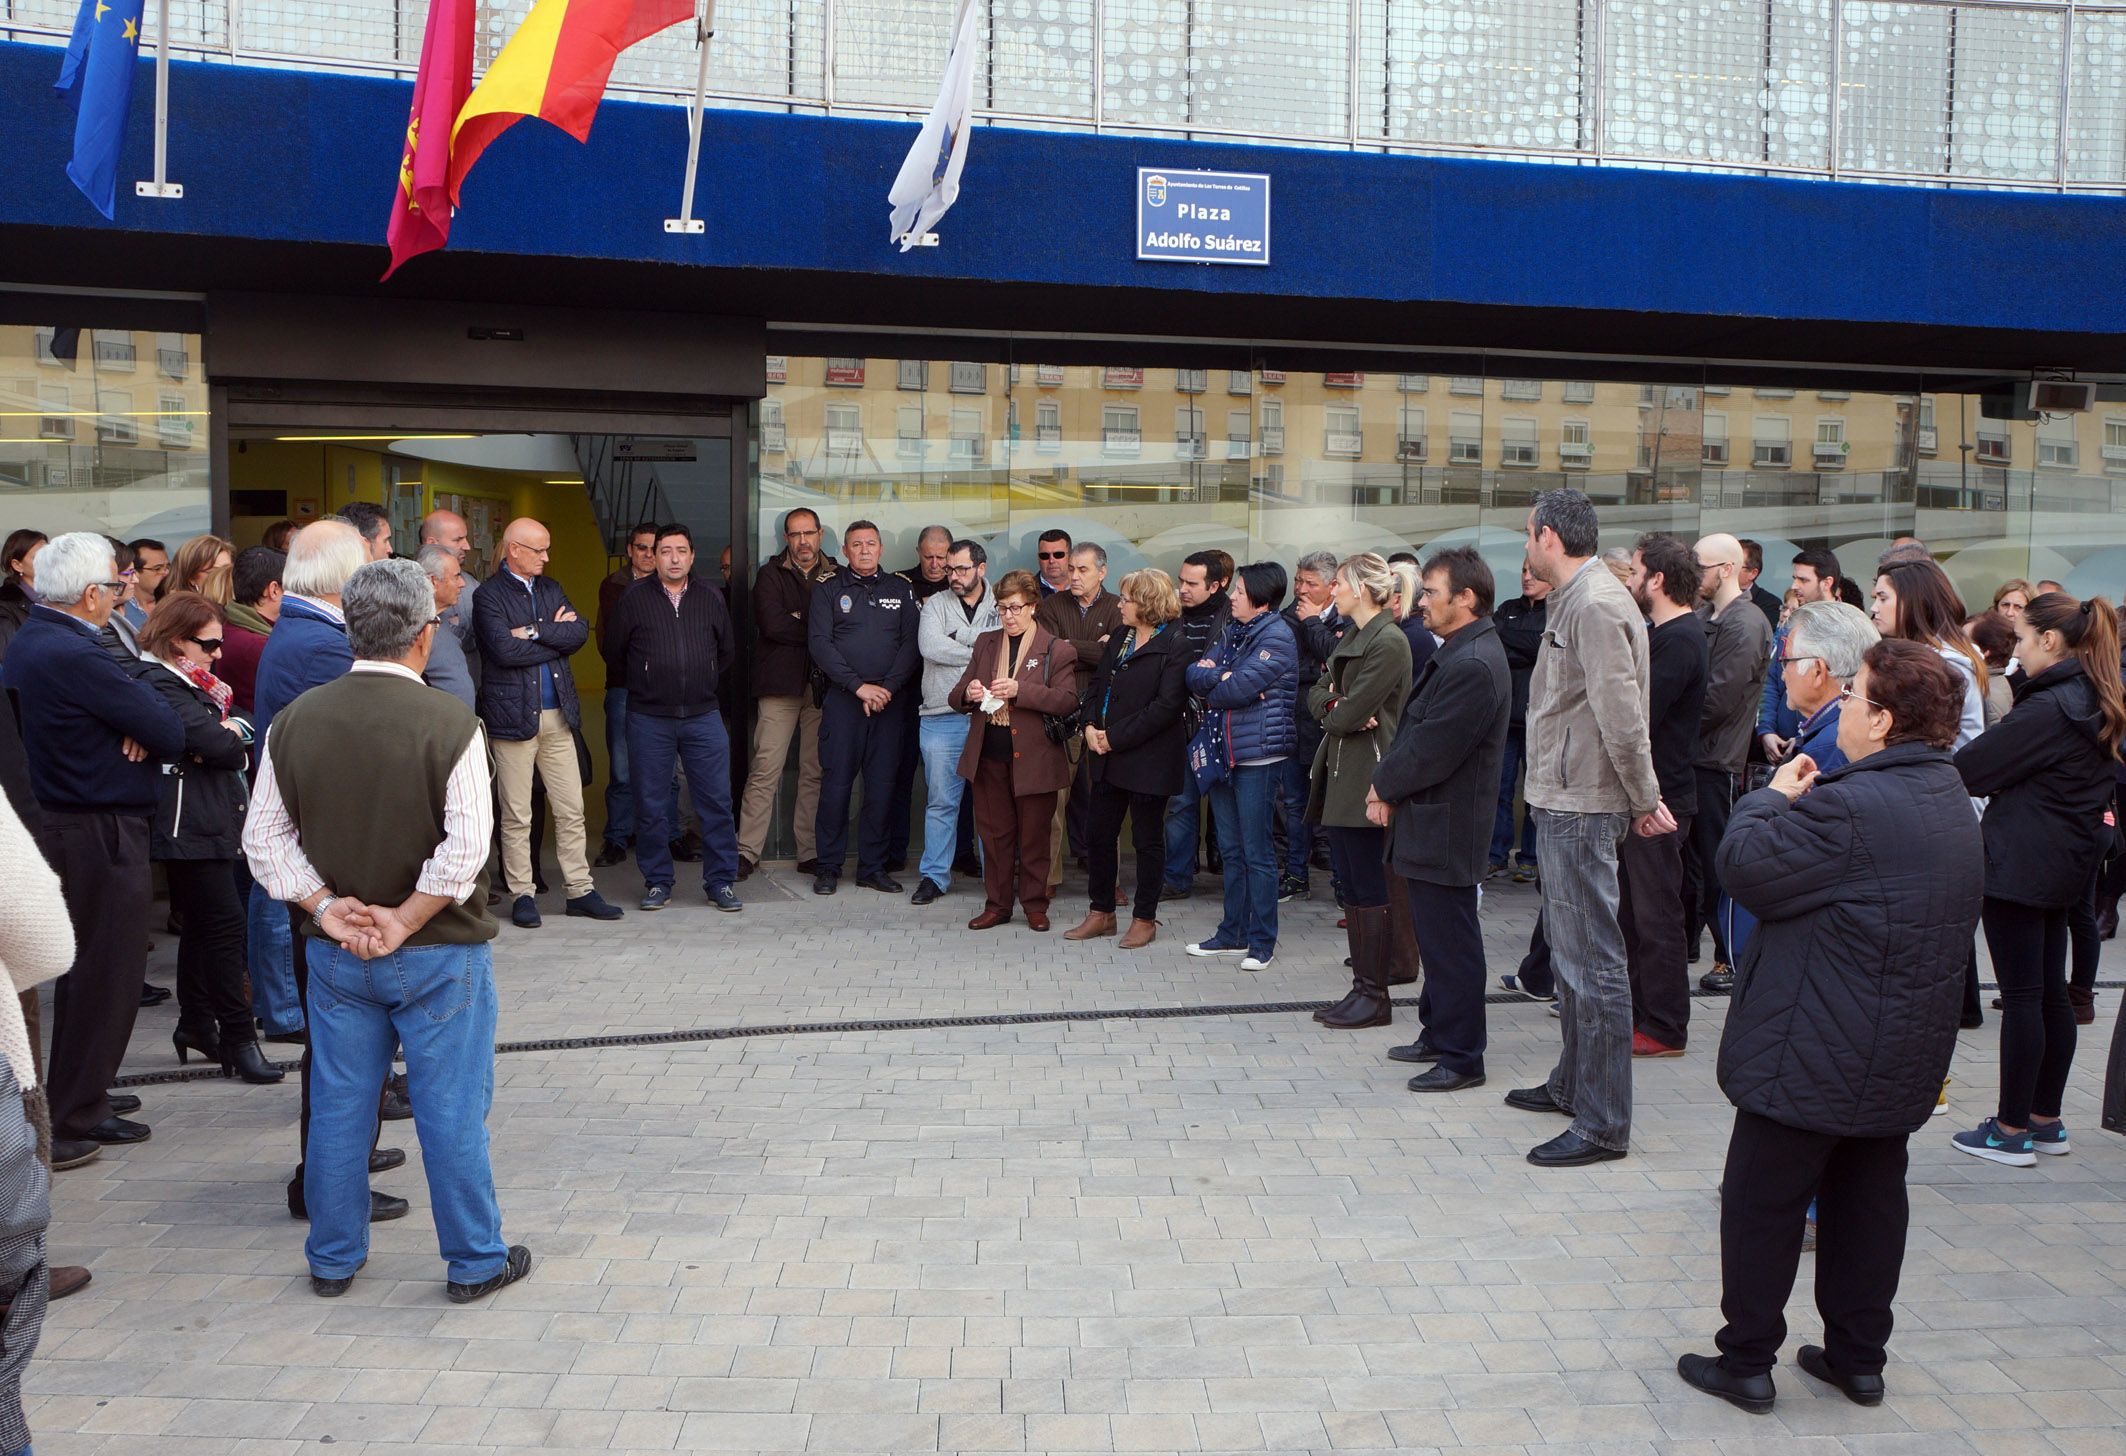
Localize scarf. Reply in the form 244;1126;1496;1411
175;656;233;718
224;600;274;638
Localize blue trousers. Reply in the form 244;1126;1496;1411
815;688;909;878
629;710;740;891
304;940;506;1285
1489;726;1538;867
1208;764;1280;957
917;713;972;890
602;688;681;845
246;877;303;1035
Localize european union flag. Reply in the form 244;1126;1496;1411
54;0;148;220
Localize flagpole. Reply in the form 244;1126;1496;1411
663;0;717;235
136;0;183;199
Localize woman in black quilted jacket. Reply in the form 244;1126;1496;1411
1678;639;1982;1416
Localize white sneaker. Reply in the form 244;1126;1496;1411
1185;941;1246;958
1240;953;1275;972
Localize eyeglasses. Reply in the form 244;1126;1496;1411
92;580;125;594
1038;550;1069;560
119;567;138;580
946;564;979;575
185;636;224;654
1838;684;1882;711
1778;654;1824;670
997;602;1032;615
138;562;168;576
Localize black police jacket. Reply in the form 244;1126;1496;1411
807;567;919;697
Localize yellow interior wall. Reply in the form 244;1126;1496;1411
226;440;387;546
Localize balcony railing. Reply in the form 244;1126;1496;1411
1259;426;1284;455
1102;428;1140;456
8;0;2124;194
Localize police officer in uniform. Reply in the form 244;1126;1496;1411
809;520;920;895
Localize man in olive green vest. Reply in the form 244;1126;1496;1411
245;558;532;1304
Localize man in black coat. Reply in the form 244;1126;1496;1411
1369;547;1510;1093
472;517;623;929
1488;562;1549;879
603;525;742;915
1161;551;1233;897
1678;639;1982;1415
1279;549;1342;898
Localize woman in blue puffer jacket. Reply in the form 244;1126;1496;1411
1183;562;1300;971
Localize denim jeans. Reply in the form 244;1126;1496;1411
602;688;682;846
1536;807;1634;1151
1163;771;1204;890
1488;726;1538;867
246;878;304;1035
917;713;972;890
1278;752;1316;881
630;710;741;891
1208;763;1280;957
304;941;507;1285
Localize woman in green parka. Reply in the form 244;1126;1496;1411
1306;552;1413;1029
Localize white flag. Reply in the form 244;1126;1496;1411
887;0;978;250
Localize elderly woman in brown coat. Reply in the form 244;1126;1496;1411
950;570;1080;932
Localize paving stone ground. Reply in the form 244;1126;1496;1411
33;858;2126;1455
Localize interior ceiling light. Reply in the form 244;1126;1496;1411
269;433;479;443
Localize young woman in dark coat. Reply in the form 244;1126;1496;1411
1680;639;1983;1416
140;592;284;1084
1952;591;2126;1166
1067;568;1190;949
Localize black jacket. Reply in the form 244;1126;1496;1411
751;550;838;698
145;666;252;861
1282;604;1344;747
1492;594;1547;729
808;566;920;697
1083;624;1191;798
1175;594;1232;674
1371;618;1511;888
1716;742;1984;1137
605;575;735;718
1646;614;1709;815
471;570;590;741
1956;659;2118;908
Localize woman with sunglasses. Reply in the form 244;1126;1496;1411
139;591;284;1083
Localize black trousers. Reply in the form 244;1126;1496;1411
1086;783;1167;921
1717;1109;1910;1378
884;692;921;865
1984;896;2077;1127
38;811;150;1139
815;689;909;879
1065;751;1092;861
1620;815;1692;1048
1516;911;1554;999
1325;825;1388;908
1407;878;1487;1076
1682;768;1735;963
2069;863;2102;995
287;902;380;1202
165;856;251;1046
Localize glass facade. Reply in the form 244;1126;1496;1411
0;323;213;543
756;350;2126;611
10;0;2126;191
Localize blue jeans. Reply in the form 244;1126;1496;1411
246;878;303;1035
917;713;972;890
1163;771;1204;889
1536;808;1634;1151
1208;763;1280;957
602;688;681;845
1489;727;1538;867
1279;751;1316;881
304;941;506;1285
630;710;740;891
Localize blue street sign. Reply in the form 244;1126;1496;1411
1136;168;1270;266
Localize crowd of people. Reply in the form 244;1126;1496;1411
3;489;2126;1437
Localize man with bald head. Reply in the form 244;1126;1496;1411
1685;532;1772;991
419;508;480;667
472;517;624;929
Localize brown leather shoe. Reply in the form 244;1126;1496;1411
1026;911;1051;932
1118;918;1157;949
967;908;1012;930
49;1265;91;1301
1063;911;1117;941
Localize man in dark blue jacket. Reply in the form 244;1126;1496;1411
603;525;742;914
0;532;184;1164
473;518;623;929
807;521;919;895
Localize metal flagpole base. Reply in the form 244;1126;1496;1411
664;219;706;234
135;181;184;198
895;232;941;248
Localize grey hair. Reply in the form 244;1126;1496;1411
343;558;437;660
1071;542;1108;569
917;524;952;548
1530;488;1601;557
282;520;365;599
1335;551;1396;609
28;531;116;606
415;543;459;581
1600;546;1635;582
1295;550;1338;582
1785;600;1880;680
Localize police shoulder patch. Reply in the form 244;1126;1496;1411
839;593;853;613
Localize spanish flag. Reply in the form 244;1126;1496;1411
448;0;694;203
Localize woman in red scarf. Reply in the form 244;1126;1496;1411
140;592;283;1084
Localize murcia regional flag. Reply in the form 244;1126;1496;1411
887;0;978;251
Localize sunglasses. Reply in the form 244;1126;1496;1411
186;635;224;654
1038;550;1069;560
